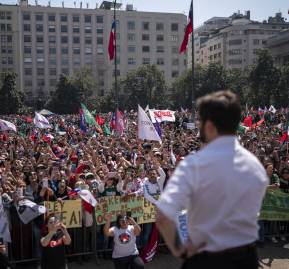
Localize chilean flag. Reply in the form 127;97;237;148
108;21;116;60
141;224;158;263
179;2;193;54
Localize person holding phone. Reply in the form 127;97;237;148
104;212;144;269
40;213;71;269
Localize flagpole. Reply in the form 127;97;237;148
191;0;195;123
114;0;118;110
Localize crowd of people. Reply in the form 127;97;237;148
0;106;288;268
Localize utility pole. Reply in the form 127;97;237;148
191;0;195;123
113;0;118;109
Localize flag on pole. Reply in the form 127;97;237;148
138;105;162;143
108;21;116;60
110;112;116;131
269;105;277;114
79;108;87;133
0;119;17;132
243;116;253;127
16;199;46;224
34;112;51;129
96;115;105;126
80;103;100;128
179;2;193;54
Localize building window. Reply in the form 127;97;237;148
37;68;44;76
24;80;32;87
36;36;44;43
50;79;57;86
24;46;31;54
62;68;69;75
142;34;150;41
60;15;67;22
142;22;149;30
97;37;103;44
172;58;179;65
49;58;56;65
24;35;31;42
73;15;79;22
128;57;136;65
48;25;55;32
172;71;179;78
127;33;135;41
171;35;178;42
61;58;69;65
36;46;44;54
37;57;44;63
23;14;30;21
172;47;178;54
142;46;150;53
49;36;56;43
73;27;80;33
6;35;12;42
48;15;55;21
35;14;43;21
112;70;120;76
49;47;56;54
157;58;164;65
73;36;80;43
24;68;32;75
85;47;92;54
229;49;241;55
85;37;91;44
0;24;5;31
253;39;259;45
97;48;104;55
49;68;57;76
228;39;242;46
23;24;30;32
70;47;79;55
36;24;43;32
156;35;164;41
218;43;221;49
96;16;103;23
156;22;164;31
73;58;81;65
127;21;135;30
262;40;267;45
171;23;178;31
6;24;11;32
84;15;91;23
6;47;12;54
156;46;164;53
5;12;11;20
96;28;103;34
143;58;150;65
61;47;69;54
37;79;45;86
228;59;242;65
61;25;68;33
128;46;136;53
24;57;32;63
85;26;92;33
61;36;68;43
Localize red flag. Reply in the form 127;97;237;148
141;224;158;263
251;118;265;129
243;116;252;127
96;115;105;126
179;3;193;54
108;21;116;60
280;132;288;144
115;109;124;136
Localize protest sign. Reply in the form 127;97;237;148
44;200;82;228
138;198;157;224
148;109;176;123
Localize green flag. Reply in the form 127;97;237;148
103;123;111;136
80;103;99;128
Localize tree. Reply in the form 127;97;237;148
46;75;81;114
118;65;169;110
249;50;281;107
276;64;289;108
0;72;24;114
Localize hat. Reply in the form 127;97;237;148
152;148;159;152
85;172;94;179
154;152;162;156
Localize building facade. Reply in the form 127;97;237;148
267;29;289;66
0;1;187;103
189;12;289;70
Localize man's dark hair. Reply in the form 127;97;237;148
197;91;241;134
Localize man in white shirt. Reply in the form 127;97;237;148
156;91;268;269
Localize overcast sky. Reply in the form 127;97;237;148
2;0;289;27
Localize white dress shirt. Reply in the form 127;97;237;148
157;136;268;252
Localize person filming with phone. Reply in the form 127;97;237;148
104;212;144;269
40;213;71;269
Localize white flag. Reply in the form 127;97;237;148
0;119;17;132
148;109;176;123
34;112;52;129
78;189;97;207
16;199;46;224
0;196;11;242
269;105;276;114
138;105;161;143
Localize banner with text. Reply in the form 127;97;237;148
44;200;82;228
259;190;289;221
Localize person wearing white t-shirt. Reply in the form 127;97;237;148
156;91;268;269
104;213;144;269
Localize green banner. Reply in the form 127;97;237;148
260;190;289;221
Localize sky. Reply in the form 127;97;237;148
2;0;289;27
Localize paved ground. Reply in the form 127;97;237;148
68;244;289;269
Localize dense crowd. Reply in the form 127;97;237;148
0;107;288;268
